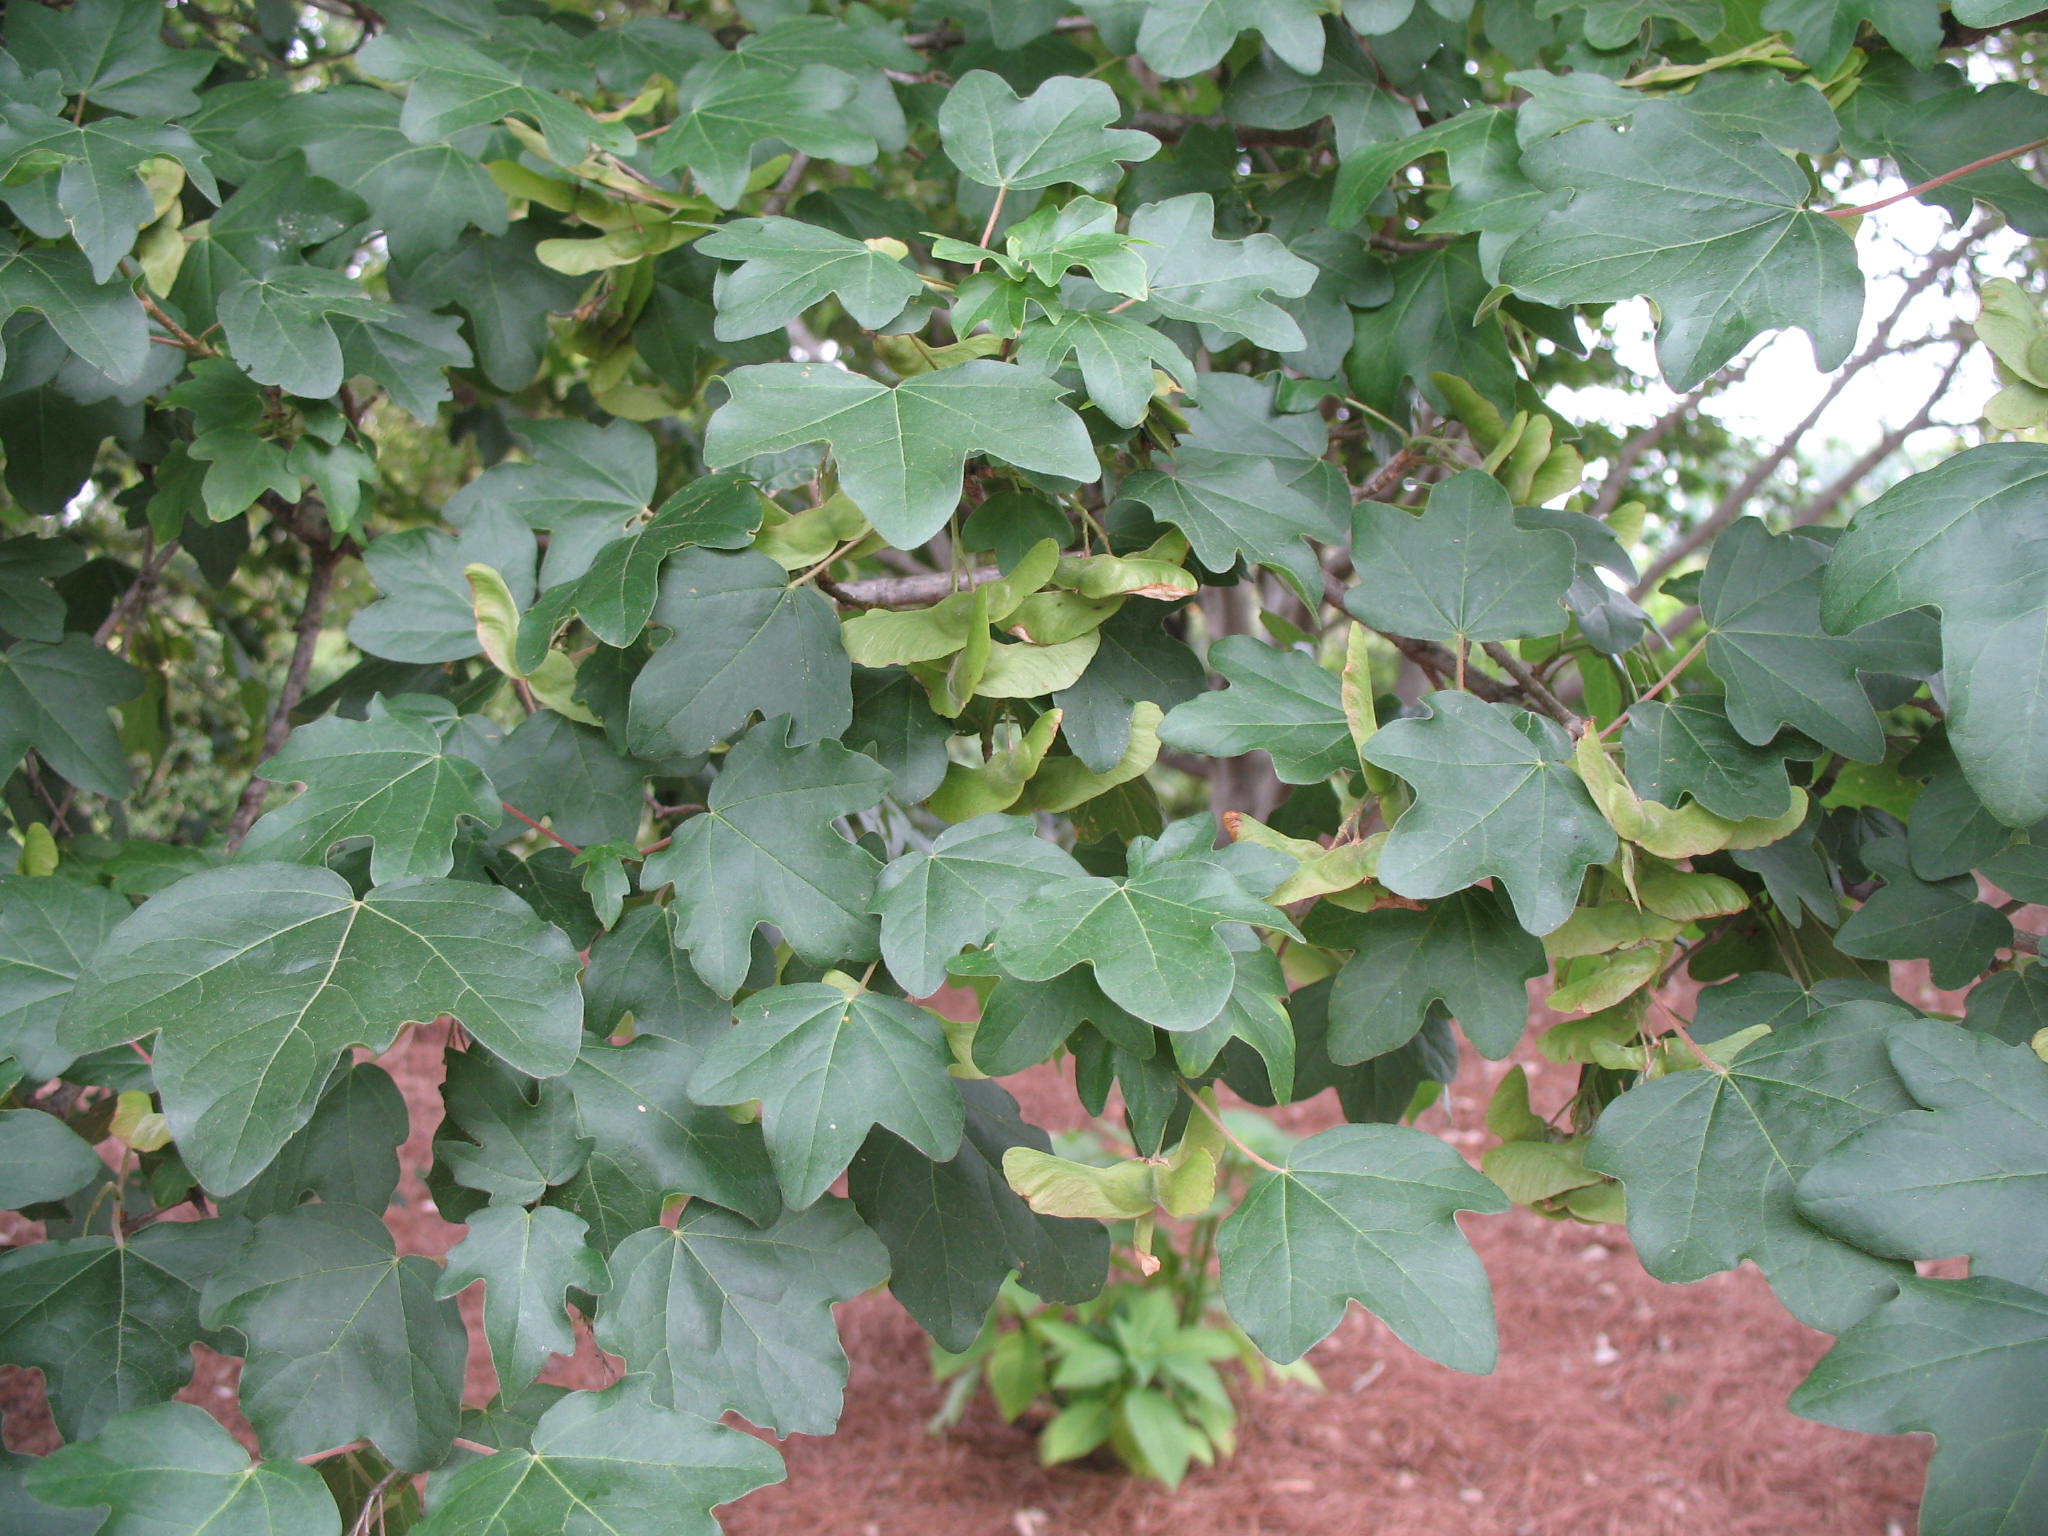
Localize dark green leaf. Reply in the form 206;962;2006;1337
1834;838;2011;991
1583;1000;1917;1331
596;1198;888;1434
1217;1122;1510;1369
698;216;925;340
938;70;1159;193
690;982;963;1207
1704;519;1939;762
25;1402;339;1536
0;236;149;386
1621;695;1806;821
60;864;583;1194
438;1204;611;1390
847;1078;1108;1352
638;725;889;998
0;874;131;1081
221;1062;408;1222
872;814;1083;997
652;51;877;209
0;635;141;798
433;1048;591;1208
1053;605;1206;773
356;33;634;167
1013;309;1196;429
200;1203;467;1470
0;1109;104;1209
484;712;646;851
704;360;1099;551
347;504;537;665
1325;888;1548;1061
390;222;585;390
1134;0;1329;78
1363;692;1617;935
625;548;851;759
1156;636;1354;784
7;0;216;117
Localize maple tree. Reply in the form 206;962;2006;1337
2;1;2048;1531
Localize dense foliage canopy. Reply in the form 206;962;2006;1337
3;0;2048;1530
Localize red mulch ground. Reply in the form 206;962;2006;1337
2;981;1934;1536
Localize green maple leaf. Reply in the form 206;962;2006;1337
638;725;887;996
0;875;130;1081
356;33;633;167
1217;1122;1510;1369
0;1109;102;1208
1322;888;1549;1062
437;1205;611;1391
60;864;583;1195
1013;309;1196;428
1790;1274;2048;1535
1126;194;1318;350
580;904;733;1043
411;1380;784;1536
25;1401;340;1536
1839;55;2048;237
1763;0;1943;73
432;1049;591;1209
698;216;925;341
0;235;145;386
391;224;586;392
968;961;1152;1076
221;1062;408;1222
517;473;764;668
1835;839;2011;990
1344;239;1517;424
1621;696;1808;821
1345;469;1576;645
1905;745;2013;881
348;503;536;664
871;814;1084;997
848;667;951;802
0;635;142;799
1157;636;1354;784
624;548;851;759
937;70;1159;194
1223;29;1418;160
0;109;219;283
267;87;509;265
848;1078;1108;1352
447;419;656;588
216;266;393;402
1704;518;1939;763
704;359;1098;552
7;0;216;117
1363;693;1617;936
1533;0;1725;49
993;821;1299;1030
1799;1021;2048;1289
596;1199;888;1434
1822;442;2048;824
1054;605;1207;773
1499;100;1862;389
690;982;966;1207
0;1221;243;1441
1965;966;2048;1045
1584;1000;1918;1332
483;712;646;851
1135;0;1329;78
1165;929;1294;1094
944;196;1151;299
1227;972;1459;1123
554;1034;781;1242
200;1203;467;1470
238;697;502;883
652;51;877;209
0;536;83;642
1122;446;1343;597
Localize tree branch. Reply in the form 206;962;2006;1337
826;565;1002;608
226;542;343;849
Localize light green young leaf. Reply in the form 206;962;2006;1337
698;216;925;340
1013;309;1196;428
704;360;1099;551
60;864;583;1194
1217;1122;1510;1369
937;70;1160;193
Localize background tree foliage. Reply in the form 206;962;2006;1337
1;0;2047;1530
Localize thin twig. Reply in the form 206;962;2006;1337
93;538;180;647
1825;136;2048;218
1480;641;1574;726
1599;635;1709;738
761;152;810;218
227;543;342;849
347;1469;404;1536
500;801;582;855
1176;1080;1281;1174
